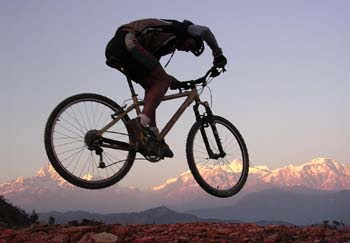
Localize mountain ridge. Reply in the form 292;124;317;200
187;188;350;225
38;205;204;225
38;205;295;226
1;158;349;213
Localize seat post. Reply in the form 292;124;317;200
105;55;141;114
126;75;141;115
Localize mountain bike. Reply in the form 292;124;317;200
44;61;249;198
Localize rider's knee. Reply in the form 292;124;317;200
151;67;172;84
141;67;171;90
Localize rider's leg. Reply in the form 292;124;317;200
141;66;172;125
137;69;174;158
140;86;156;128
128;76;174;157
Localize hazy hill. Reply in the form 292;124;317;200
37;206;295;226
188;188;350;225
39;206;206;225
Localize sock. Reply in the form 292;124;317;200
149;127;160;137
138;113;150;127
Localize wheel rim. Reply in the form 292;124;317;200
49;98;131;184
191;120;247;193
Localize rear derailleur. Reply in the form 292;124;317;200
84;130;106;168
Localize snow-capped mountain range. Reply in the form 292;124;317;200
250;158;350;190
152;158;350;195
1;158;349;213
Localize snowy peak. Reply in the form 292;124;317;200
257;158;350;190
36;163;71;187
249;165;272;176
37;164;64;180
0;163;72;195
305;158;349;174
152;171;194;192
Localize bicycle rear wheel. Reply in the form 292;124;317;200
186;116;249;198
44;93;135;189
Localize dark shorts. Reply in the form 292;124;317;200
105;30;160;83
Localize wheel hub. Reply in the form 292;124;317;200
84;130;101;150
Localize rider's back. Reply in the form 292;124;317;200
117;18;189;57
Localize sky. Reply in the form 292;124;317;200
0;0;349;189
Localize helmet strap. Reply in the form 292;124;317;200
164;50;176;68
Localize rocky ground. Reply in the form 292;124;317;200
1;222;350;243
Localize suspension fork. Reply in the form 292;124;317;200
193;101;226;159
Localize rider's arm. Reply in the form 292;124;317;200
187;25;223;58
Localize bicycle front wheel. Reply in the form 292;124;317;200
186;116;249;198
44;93;135;189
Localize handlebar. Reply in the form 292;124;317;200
172;66;226;91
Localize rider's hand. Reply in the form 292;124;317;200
213;54;227;68
170;76;181;90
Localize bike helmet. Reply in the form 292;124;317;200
182;20;205;56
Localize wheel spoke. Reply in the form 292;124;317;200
70;106;89;133
53;131;83;141
104;152;122;170
60;112;87;135
56;122;85;139
55;140;82;148
70;146;85;174
57;145;86;156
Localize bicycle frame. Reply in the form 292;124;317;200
97;76;202;140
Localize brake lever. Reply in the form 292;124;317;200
210;67;226;77
210;68;220;77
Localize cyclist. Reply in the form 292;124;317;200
105;19;227;158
